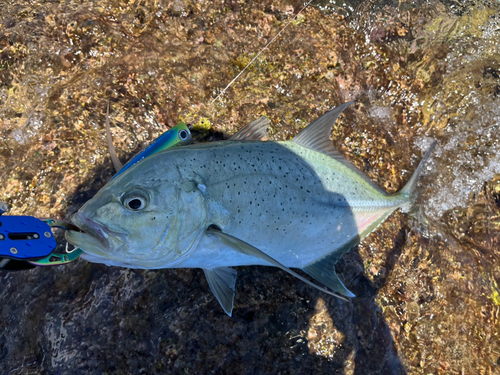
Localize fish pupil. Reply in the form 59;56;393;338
128;199;143;210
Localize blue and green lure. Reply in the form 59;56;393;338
112;122;192;180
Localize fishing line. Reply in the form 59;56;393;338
211;0;315;104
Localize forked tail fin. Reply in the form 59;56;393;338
399;141;437;200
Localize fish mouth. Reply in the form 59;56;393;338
78;251;157;269
66;212;125;257
79;251;136;268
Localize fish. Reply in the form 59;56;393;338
66;102;436;316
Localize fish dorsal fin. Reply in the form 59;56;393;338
203;267;238;316
230;116;270;141
302;237;358;298
292;102;386;194
106;104;123;172
206;227;348;301
292;102;354;149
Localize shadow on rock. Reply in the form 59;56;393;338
1;134;408;375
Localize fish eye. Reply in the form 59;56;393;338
121;190;149;211
178;129;189;141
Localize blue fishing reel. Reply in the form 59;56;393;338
0;203;82;271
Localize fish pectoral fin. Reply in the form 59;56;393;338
203;267;238;316
229;116;270;141
206;227;348;301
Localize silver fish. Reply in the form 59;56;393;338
66;102;436;315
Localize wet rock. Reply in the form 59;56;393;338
0;0;499;374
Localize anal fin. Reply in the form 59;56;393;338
302;253;355;298
302;234;360;298
203;267;237;316
303;266;355;298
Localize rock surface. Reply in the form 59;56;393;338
1;0;499;373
